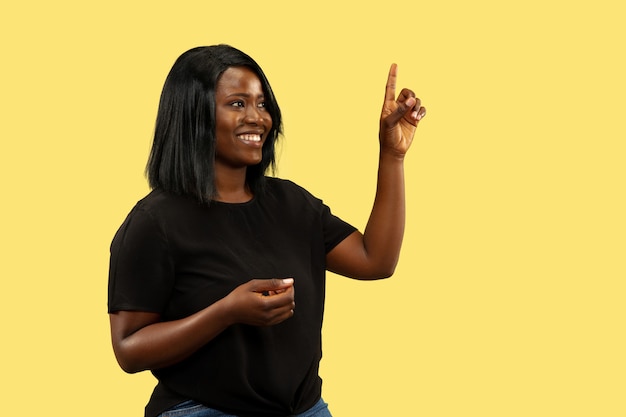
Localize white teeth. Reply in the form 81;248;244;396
237;134;261;142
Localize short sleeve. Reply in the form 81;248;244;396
320;202;357;253
108;205;175;313
273;178;357;254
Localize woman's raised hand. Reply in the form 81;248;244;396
379;64;426;158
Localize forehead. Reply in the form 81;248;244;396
216;67;264;96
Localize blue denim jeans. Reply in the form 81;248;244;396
158;398;332;417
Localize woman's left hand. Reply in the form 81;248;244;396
379;63;426;158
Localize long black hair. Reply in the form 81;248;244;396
146;45;283;204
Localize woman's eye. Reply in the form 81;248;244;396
258;102;267;109
230;101;244;108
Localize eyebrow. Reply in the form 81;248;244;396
224;92;265;99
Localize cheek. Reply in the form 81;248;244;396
264;115;273;131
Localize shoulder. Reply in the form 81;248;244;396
264;177;321;208
265;177;316;198
115;189;201;239
135;188;188;208
133;188;201;218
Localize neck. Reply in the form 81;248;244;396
214;167;252;203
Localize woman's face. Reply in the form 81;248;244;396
214;66;273;171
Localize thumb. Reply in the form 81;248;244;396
252;278;294;293
383;97;416;127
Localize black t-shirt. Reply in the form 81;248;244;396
108;178;356;417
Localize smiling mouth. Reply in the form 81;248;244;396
237;134;262;142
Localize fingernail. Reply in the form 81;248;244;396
282;278;294;284
412;111;419;120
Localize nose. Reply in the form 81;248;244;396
244;105;265;124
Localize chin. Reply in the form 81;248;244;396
247;154;263;166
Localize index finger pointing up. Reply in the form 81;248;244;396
385;63;398;102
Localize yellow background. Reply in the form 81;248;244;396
1;1;624;415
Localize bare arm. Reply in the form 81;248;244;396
326;64;426;279
109;278;295;373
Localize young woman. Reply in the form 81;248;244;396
108;45;426;417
